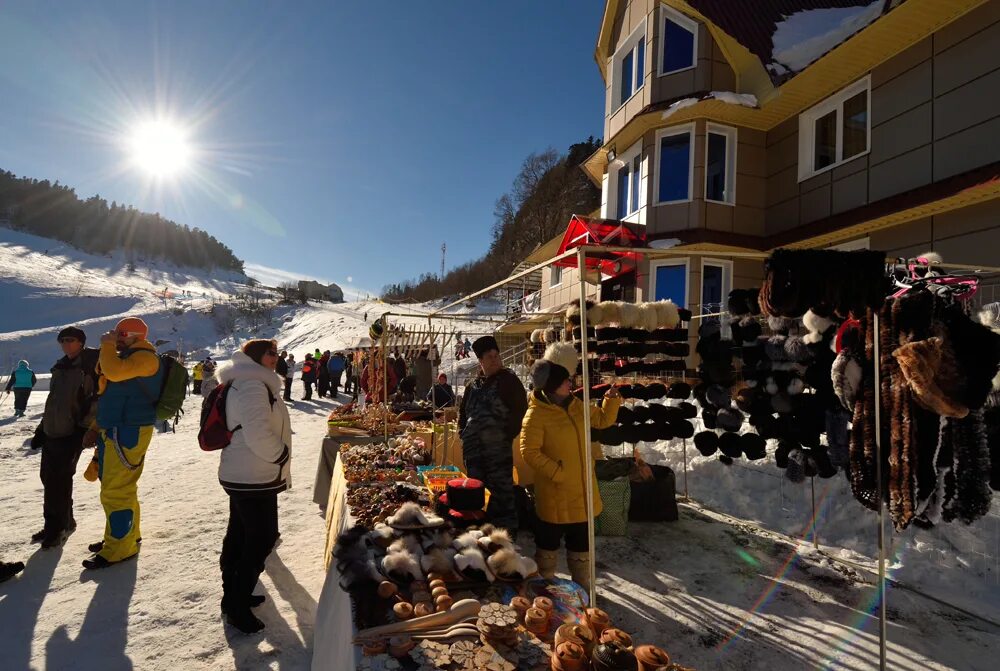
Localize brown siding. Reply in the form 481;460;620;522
763;2;1000;240
868;200;1000;269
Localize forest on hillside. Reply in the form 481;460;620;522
381;138;602;302
0;170;244;272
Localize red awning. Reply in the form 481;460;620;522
555;215;645;276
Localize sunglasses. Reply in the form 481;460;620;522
58;337;78;343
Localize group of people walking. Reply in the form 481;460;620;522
273;349;353;402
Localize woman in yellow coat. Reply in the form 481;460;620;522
520;342;620;591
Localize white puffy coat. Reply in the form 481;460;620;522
217;351;292;495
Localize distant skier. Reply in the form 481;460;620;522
4;359;37;417
192;361;205;395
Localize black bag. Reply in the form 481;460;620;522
628;464;678;522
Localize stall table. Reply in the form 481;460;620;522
312;434;387;507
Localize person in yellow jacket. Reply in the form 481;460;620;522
81;317;163;570
519;342;620;592
192;361;205;394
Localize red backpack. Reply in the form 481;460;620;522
198;382;275;451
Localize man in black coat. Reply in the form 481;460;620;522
31;326;100;549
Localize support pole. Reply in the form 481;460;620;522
811;476;819;551
873;309;887;671
681;439;689;501
577;247;598;607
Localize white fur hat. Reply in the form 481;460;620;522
600;301;622;325
655;300;680;329
638;303;659;331
542;342;578;377
619;302;640;328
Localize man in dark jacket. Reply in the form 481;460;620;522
427;373;456;408
459;335;527;531
413;350;433;400
31;327;100;549
317;351;331;397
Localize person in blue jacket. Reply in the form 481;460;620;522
4;360;37;417
327;351;346;397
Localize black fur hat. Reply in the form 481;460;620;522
702;407;718;429
741;433;767;460
671;419;695;439
719;432;743;458
774;440;795;469
647;403;671;423
813;447;837;478
655;422;675;442
693;382;709;407
616;406;636;426
645;382;668;400
694;431;719;456
728;289;752;316
719;455;734;466
639;422;661;443
599;425;625;446
677;402;699;419
706;384;732;409
666;382;692;399
717;407;745;432
631;405;653;423
619;424;642;444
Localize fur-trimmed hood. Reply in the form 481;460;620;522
218;351;284;394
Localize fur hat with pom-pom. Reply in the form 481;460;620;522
802;310;836;345
532;342;578;393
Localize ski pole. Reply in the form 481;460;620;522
0;392;9;410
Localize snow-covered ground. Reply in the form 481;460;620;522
3;230;999;669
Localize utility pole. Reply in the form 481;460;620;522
440;243;446;280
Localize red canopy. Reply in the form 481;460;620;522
554;215;645;276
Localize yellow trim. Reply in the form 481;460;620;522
524;234;565;265
781;178;1000;250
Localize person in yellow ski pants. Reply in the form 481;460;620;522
95;425;153;562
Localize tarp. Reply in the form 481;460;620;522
555;215;645;277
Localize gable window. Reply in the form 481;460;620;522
659;6;697;75
612;23;646;109
705;124;737;204
655;125;694;204
798;77;870;181
610;141;643;219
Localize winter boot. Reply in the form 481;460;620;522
534;548;559;580
40;529;68;550
567;551;592;593
226;607;265;634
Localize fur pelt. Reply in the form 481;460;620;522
452;530;484;552
454;547;494;582
543;328;559;344
600;301;623;326
894;337;970;418
543;342;579;377
486;549;538;580
478;528;514;553
588;302;605;326
382;550;422;582
420;547;457;575
638;302;659;332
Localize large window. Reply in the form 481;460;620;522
613;23;646;109
705;124;737;204
655;125;693;204
659;6;697;75
798;77;870;181
550;265;562;287
700;258;732;321
611;141;642;219
650;259;689;307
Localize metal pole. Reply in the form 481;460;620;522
811;476;819;551
681;439;689;501
873;309;887;671
577;247;598;607
382;321;389;444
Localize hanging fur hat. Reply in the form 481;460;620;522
566;301;590;326
631;405;653;424
774;439;794;468
638;303;659;332
785;449;807;483
831;351;863;411
706;384;732;409
677;401;699;419
530;329;545;344
619;302;640;328
741;433;767;460
728;289;752;317
667;382;691;399
542;342;579;379
655;300;680;329
671;419;695;439
719;455;734;466
646;382;668;400
894;337;970;419
802;310;836;345
694;431;719;456
768;316;794;333
702;407;718;429
599;425;625;446
718;432;743;458
717;408;745;432
739;318;763;343
601;301;623;326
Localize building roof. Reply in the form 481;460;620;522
687;0;898;85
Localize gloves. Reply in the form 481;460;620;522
82;429;98;448
83;450;99;482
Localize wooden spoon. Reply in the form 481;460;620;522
354;598;481;642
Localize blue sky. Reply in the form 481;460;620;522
0;1;606;297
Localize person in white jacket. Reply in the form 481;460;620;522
215;339;291;634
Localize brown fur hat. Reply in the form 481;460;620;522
894;337;969;418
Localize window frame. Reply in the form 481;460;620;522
653;124;695;205
608;140;644;220
704;123;737;206
611;21;648;111
798;76;871;182
649;257;690;308
550;265;563;288
699;258;733;316
658;4;698;77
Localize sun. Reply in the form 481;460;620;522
128;120;192;177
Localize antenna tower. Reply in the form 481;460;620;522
440;243;446;279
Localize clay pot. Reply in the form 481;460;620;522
551;641;585;671
361;640;386;656
584;607;611;638
434;594;453;611
555;623;595;657
634;644;671;671
510;596;532;621
533;596;554;613
599;628;633;650
388;635;415;658
392;602;413;620
524;607;549;636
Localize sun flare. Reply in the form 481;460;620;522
128;120;192;177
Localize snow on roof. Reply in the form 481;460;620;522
661;91;758;120
770;0;885;75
